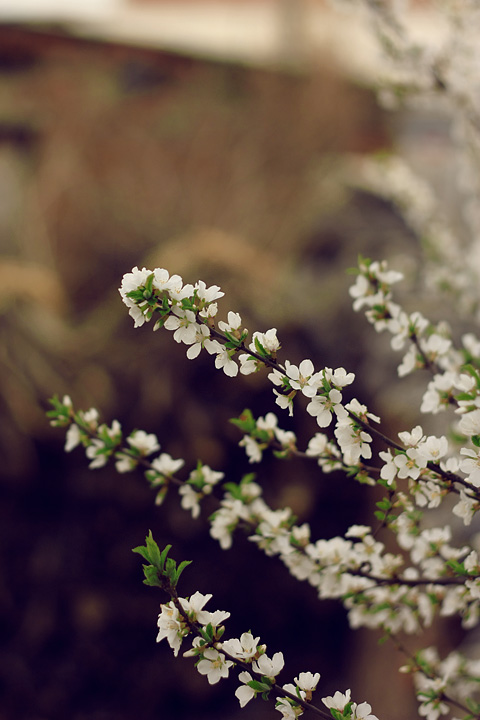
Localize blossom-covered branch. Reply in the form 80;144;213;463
133;532;377;720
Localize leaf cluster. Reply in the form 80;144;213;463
132;532;191;592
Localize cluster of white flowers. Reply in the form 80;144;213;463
400;646;480;720
47;3;480;718
332;0;480;320
155;586;376;719
119;266;283;379
51;243;480;719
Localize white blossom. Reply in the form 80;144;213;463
253;652;285;679
65;423;81;452
127;429;160;455
194;279;224;303
156;602;185;657
215;348;239;377
322;689;351;711
221;632;260;661
163;307;199;345
150;453;184;476
196;648;233;684
235;671;256;707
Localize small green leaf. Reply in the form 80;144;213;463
254;336;267;357
165;557;177;581
145;532;163;568
174;560;192;585
142;564;162;588
158;543;172;571
221;482;243;499
143;272;154;299
248;680;271;692
230;408;256;434
446;559;467;575
203;623;214;642
376;499;391;511
132;545;150;562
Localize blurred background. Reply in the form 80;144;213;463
0;2;459;719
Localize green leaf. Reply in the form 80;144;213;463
248;680;271;692
165;557;177;581
377;633;391;646
223;330;240;346
158;543;172;571
376;499;391;511
446;559;467;575
203;623;214;642
466;696;480;713
221;482;242;498
181;297;195;311
132;545;150;562
254;336;267;357
215;624;225;640
126;288;146;302
143;272;154;299
174;560;192;585
455;392;475;402
142;564;162;588
145;532;164;568
230;408;256;435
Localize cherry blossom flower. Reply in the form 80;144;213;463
253;652;285;679
322;688;351;711
354;701;379;720
235;671;256;707
194;279;224;304
65;423;81;452
127;430;160;455
163;307;199;344
221;632;260;661
218;311;243;334
196;648;233;684
306;389;345;428
460;448;480;487
156;602;185;657
185;324;221;360
152;268;183;295
255;328;280;354
215;348;239;377
295;671;320;692
86;439;109;469
275;697;302;719
379;449;398;484
178;485;202;518
394;448;428;480
285;359;319;398
326;367;355;387
452;491;476;525
150;453;185;477
118;266;152;327
334;419;373;465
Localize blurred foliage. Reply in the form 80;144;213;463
0;25;422;720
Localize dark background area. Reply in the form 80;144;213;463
0;24;428;720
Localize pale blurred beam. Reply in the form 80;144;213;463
277;0;309;68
